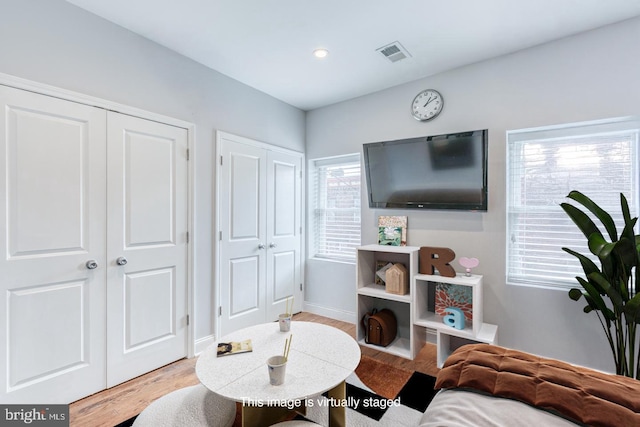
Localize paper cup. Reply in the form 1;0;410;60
278;314;291;332
267;355;287;385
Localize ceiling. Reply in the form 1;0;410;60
66;0;640;111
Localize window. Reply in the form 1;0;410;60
506;117;639;289
311;154;361;262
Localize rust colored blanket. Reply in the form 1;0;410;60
436;344;640;427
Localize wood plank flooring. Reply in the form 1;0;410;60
69;312;439;427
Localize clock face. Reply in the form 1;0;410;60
411;89;443;121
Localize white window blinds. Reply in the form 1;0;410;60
506;118;639;288
311;154;361;262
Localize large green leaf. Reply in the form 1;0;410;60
624;293;640;324
613;237;638;267
567;190;618;241
577;276;609;314
587;233;614;259
588;271;624;308
562;247;601;278
560;202;603;242
620;195;637;244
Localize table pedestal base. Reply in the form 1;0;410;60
241;381;346;427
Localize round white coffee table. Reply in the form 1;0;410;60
196;321;361;427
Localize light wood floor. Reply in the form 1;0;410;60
69;312;439;427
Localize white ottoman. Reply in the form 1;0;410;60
133;384;236;427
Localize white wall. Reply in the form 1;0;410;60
0;0;305;346
305;17;640;372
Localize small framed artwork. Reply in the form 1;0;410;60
378;216;407;246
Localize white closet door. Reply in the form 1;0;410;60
106;112;188;387
218;133;303;336
265;150;303;321
218;136;267;336
0;85;107;403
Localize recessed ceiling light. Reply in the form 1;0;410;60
313;48;329;59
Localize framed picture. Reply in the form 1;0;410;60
435;283;473;322
378;216;407;246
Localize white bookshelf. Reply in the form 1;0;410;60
356;245;421;359
414;272;497;367
356;244;498;365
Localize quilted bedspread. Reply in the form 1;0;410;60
435;344;640;427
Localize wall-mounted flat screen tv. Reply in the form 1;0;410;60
363;129;488;211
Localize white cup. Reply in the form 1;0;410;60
267;355;287;385
278;314;291;332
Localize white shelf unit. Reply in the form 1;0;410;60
414;273;498;367
355;245;498;365
436;323;498;368
356;245;423;360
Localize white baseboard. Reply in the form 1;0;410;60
303;302;357;324
195;334;216;355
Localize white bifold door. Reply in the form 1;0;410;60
0;85;188;403
218;133;303;336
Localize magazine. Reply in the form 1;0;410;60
217;339;253;357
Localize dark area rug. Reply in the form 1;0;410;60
114;358;437;426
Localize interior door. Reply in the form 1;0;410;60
265;150;303;321
0;85;107;403
106;112;188;387
218;133;303;336
218;136;267;336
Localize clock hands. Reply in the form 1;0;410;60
423;96;434;107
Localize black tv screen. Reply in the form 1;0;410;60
363;129;488;211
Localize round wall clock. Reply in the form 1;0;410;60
411;89;444;121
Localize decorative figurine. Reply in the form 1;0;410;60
443;307;465;330
458;257;479;277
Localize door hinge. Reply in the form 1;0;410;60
300;283;303;291
186;314;190;325
219;306;222;317
220;155;223;166
219;231;222;241
186;149;190;161
186;231;189;243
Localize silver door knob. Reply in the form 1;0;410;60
269;242;277;248
258;243;266;250
116;256;128;266
85;260;98;270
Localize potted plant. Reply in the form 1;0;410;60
560;190;640;379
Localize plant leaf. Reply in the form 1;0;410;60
588;271;623;308
623;293;640;324
567;190;618;241
562;247;601;278
560;202;603;242
568;288;583;301
587;233;613;259
577;277;609;313
613;237;638;267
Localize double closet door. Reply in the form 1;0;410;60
218;133;303;336
0;86;188;403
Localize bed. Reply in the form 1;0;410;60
419;344;640;427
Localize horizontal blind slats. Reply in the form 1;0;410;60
507;122;639;289
311;155;362;262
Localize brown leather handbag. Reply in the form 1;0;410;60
362;308;397;347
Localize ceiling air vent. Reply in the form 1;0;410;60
376;41;411;63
